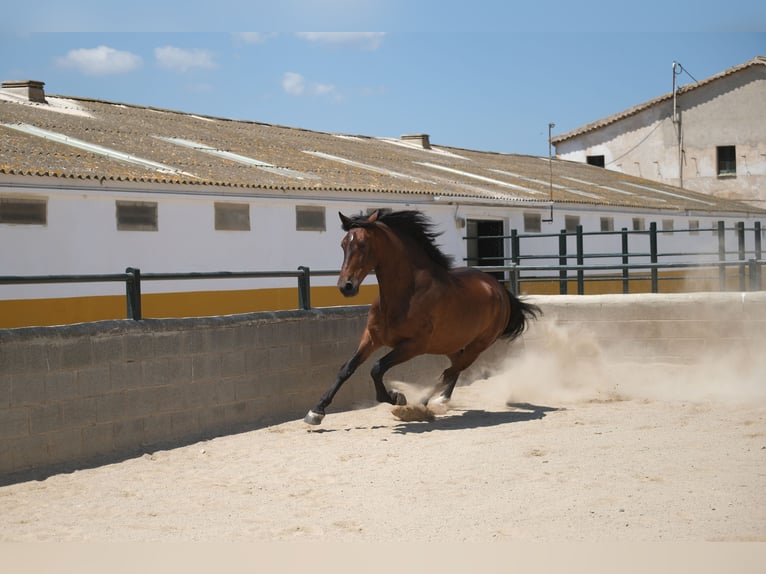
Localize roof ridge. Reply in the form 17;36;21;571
552;55;765;144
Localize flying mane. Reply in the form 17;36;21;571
342;210;454;269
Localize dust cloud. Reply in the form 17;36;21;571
472;320;766;409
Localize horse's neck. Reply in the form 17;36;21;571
373;231;436;304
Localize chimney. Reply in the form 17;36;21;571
401;133;431;149
1;80;47;103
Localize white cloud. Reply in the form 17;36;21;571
233;32;275;44
55;46;142;76
295;32;385;50
154;46;216;72
282;72;306;95
312;83;337;96
282;72;339;98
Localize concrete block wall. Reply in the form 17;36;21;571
0;307;385;482
2;292;765;482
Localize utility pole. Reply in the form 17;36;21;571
672;62;684;188
543;122;555;222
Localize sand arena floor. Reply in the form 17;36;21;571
1;322;764;543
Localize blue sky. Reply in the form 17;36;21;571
2;3;764;156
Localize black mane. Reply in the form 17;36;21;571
344;210;454;269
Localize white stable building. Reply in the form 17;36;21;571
552;56;766;208
1;80;764;327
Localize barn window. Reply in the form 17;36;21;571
632;217;645;231
689;220;700;235
600;217;614;232
662;219;674;235
215;202;250;231
296;205;326;231
564;215;580;233
0;196;47;225
586;155;605;168
717;146;736;177
116;201;158;231
523;212;541;233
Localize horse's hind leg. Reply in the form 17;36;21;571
428;365;461;409
429;345;486;407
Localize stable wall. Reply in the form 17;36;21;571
2;292;765;483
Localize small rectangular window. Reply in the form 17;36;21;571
632;217;645;231
662;219;674;235
689;220;699;235
0;196;47;225
215;202;250;231
116;201;158;231
586;155;605;168
600;217;614;232
296;205;326;232
717;145;736;177
565;215;580;233
523;212;541;233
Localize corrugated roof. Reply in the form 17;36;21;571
0;85;763;215
551;56;766;145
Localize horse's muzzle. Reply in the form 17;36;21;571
338;278;359;297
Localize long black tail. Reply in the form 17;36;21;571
502;290;542;341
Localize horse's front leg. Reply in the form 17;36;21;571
370;342;423;406
304;332;377;425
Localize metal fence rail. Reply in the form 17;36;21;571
2;222;764;320
0;267;335;320
469;220;764;295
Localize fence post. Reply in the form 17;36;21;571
649;222;658;293
737;222;746;291
756;222;763;291
125;267;142;320
509;263;519;295
558;229;568;295
510;229;520;266
717;220;726;290
621;227;629;294
576;224;584;295
748;259;761;291
297;266;311;310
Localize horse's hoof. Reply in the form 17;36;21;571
393;391;407;406
304;410;325;425
428;396;450;414
430;395;450;406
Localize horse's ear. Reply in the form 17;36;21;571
339;212;353;231
367;210;380;223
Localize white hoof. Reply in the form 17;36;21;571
428;396;451;414
304;410;325;425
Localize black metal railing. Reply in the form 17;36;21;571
467;220;764;295
3;222;764;322
0;267;342;320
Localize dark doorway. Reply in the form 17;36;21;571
466;219;505;280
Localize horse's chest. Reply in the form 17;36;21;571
370;305;434;347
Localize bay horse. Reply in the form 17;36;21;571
304;209;541;425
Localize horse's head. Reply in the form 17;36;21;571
337;210;380;297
